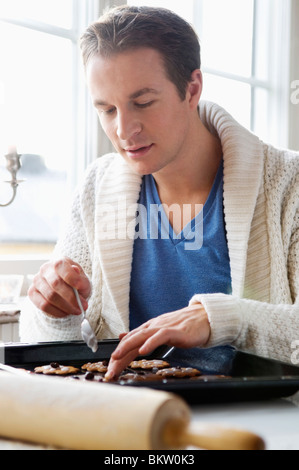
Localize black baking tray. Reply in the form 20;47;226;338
2;340;299;404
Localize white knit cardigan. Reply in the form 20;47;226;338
19;102;299;364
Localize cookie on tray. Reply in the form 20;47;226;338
128;359;170;370
34;363;80;376
156;366;201;378
81;361;108;373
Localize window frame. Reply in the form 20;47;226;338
194;0;292;149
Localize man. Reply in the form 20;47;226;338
20;6;299;379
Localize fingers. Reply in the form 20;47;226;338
28;257;91;318
105;329;154;380
106;348;140;380
105;305;211;380
106;328;174;380
56;259;91;299
113;327;170;359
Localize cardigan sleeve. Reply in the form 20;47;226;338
189;294;299;364
189;219;299;365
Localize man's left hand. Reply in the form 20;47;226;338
105;303;211;380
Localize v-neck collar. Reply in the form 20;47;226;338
146;159;223;245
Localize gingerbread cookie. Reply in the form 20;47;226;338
34;363;80;376
81;361;108;373
128;359;170;370
156;366;201;378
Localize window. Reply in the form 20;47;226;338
0;0;100;258
128;0;294;150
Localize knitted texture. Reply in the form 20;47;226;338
19;102;299;364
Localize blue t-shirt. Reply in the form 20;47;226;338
129;161;232;330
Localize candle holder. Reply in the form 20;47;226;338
1;150;23;207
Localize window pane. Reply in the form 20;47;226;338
0;0;73;29
0;23;73;170
0;22;73;247
201;0;254;77
201;73;251;129
253;0;271;82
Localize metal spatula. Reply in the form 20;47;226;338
73;288;98;353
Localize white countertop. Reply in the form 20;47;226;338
192;393;299;450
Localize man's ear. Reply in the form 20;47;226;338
186;69;203;109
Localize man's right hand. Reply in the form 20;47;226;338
28;257;91;318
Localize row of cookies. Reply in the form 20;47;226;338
34;358;202;382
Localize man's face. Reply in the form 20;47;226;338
86;47;196;176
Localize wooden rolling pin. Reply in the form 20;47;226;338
0;372;265;450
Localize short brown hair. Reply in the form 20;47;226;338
80;5;201;100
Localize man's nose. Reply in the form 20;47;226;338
116;110;142;141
